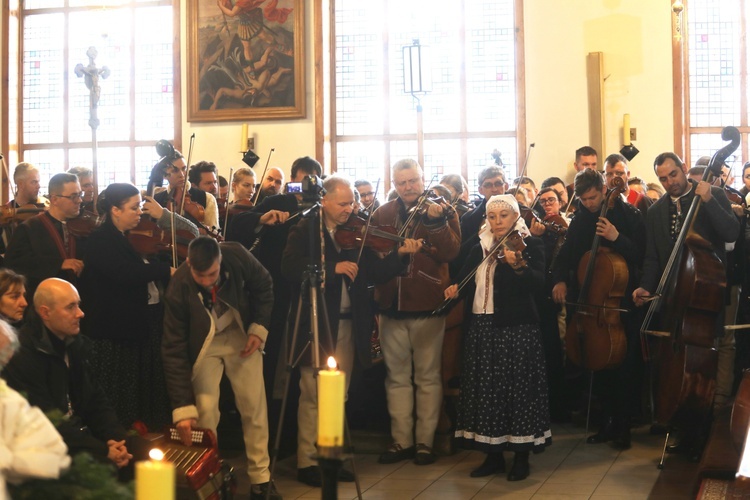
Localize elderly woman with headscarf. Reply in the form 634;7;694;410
444;194;551;481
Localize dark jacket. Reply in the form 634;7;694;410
281;217;408;367
80;219;172;341
2;317;128;462
640;183;739;292
162;242;273;421
453;236;546;327
372;198;461;315
551;195;645;300
4;212;84;295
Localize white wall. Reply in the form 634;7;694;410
178;0;318;182
524;0;674;185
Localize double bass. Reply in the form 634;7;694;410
565;177;628;371
641;126;740;430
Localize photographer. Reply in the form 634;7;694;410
225;156;322;410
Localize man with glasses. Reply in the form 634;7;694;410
460;166;507;248
354;179;380;213
5;173;85;295
68;166;95;213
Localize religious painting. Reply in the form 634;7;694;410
187;0;305;122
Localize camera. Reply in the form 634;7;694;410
287;175;326;208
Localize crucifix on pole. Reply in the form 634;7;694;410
74;46;110;210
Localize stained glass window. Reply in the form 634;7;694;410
11;1;179;195
328;0;520;203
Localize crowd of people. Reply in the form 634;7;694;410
0;143;748;497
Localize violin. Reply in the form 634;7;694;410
409;194;456;219
216;197;228;220
493;229;528;268
520;206;567;235
334;213;432;253
228;198;254;215
172;187;205;222
67;209;104;238
128;215;196;260
0;204;46;225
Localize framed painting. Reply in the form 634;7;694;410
187;0;305;122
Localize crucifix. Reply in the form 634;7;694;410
74;46;110;210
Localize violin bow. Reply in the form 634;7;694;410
223;167;234;234
179;133;196;216
398;173;439;238
354;178;381;266
251;148;275;206
0;154;17;204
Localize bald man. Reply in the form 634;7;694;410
256;167;285;204
3;279;148;477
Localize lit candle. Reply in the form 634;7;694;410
318;356;345;448
623;114;631;146
240;123;248;151
136;449;175;500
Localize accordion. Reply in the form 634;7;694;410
157;426;236;500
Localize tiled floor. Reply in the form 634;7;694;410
228;422;672;499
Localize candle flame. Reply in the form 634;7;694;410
327;356;337;370
149;448;165;461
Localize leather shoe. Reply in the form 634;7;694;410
587;417;616;444
297;466;322;487
413;443;437;465
378;443;416;464
507;452;530;481
470;453;505;477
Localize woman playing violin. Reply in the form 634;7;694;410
231;167;256;207
80;183;177;432
444;194;550;481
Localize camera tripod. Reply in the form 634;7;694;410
266;203;363;500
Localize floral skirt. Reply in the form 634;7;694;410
455;314;552;453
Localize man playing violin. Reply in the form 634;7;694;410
372;158;460;466
255;166;285;205
603;153;652;219
225;156;322;424
281;175;421;487
551;168;645;449
68;166;95;213
153;155;219;232
9;162;48;209
5;173;86;296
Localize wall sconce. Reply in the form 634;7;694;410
672;0;684;41
402;39;431;100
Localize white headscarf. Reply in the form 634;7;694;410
479;194;531;252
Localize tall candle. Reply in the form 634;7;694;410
240;123;248;151
623;114;631;146
318;356;345;447
136;449;175;500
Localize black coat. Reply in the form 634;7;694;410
281;217;407;367
2;317;128;462
80;220;171;341
4;212;84;295
453;236;546;327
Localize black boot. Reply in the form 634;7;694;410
507;451;530;481
612;418;631;450
587;416;616;444
470;452;505;477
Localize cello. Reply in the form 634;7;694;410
565;176;629;371
641;127;740;445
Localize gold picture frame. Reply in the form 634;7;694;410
187;0;305;122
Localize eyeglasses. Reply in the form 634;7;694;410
539;197;558;205
54;192;84;202
482;180;505;189
360;191;375;198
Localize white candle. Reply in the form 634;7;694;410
623;114;631;146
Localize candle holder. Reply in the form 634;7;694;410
619;144;640;162
315;446;349;500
